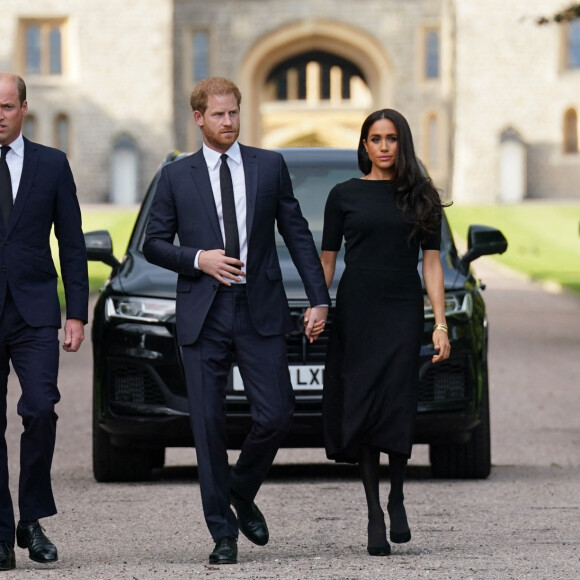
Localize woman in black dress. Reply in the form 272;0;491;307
316;109;451;556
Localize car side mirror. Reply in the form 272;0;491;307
460;225;508;270
85;230;120;269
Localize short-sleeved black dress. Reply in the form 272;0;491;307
322;178;440;463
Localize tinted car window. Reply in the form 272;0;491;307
286;161;361;234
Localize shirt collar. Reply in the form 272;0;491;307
202;141;241;171
6;133;24;158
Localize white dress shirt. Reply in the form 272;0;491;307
3;133;25;200
194;142;247;282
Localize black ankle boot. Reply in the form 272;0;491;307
387;500;411;544
366;515;391;556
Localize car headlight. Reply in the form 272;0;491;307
424;292;473;319
105;296;176;322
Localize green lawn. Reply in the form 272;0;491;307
82;208;139;292
52;208;138;302
51;203;580;306
446;204;580;294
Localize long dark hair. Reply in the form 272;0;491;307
357;109;445;246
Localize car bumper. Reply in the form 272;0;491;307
94;305;483;450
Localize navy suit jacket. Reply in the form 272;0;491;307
143;145;330;346
0;137;88;327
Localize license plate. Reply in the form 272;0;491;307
232;365;324;391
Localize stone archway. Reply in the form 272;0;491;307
239;20;393;146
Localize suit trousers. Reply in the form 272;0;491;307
181;284;295;541
0;288;60;543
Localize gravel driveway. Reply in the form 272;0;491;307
4;257;580;579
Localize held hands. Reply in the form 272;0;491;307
198;249;245;285
304;306;329;343
432;327;451;363
63;318;85;352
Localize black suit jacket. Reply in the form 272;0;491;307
143;145;330;345
0;138;88;327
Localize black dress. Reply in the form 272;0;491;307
321;178;440;463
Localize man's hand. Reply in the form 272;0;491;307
303;306;328;343
63;318;85;352
198;250;245;285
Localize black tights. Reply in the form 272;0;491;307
358;444;409;546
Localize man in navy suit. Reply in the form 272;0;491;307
0;73;88;570
144;77;329;564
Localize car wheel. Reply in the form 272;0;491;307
92;405;155;482
429;368;491;479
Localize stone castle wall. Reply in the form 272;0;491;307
1;0;174;203
2;0;579;203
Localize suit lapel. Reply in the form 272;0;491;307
8;137;38;234
189;149;223;247
240;145;258;239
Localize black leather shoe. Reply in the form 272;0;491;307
230;491;269;546
0;542;15;570
209;536;237;565
16;521;58;563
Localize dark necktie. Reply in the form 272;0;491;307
0;146;13;229
220;153;240;260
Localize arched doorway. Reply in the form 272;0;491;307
239;20;393;147
261;50;372;148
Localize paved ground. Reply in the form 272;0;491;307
3;257;580;579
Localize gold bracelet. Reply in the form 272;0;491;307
433;323;448;334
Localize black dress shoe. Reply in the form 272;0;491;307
230;491;269;546
209;536;237;565
0;542;15;570
16;521;58;563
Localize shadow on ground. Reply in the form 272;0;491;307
151;463;434;483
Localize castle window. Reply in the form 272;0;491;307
49;26;62;74
54;113;70;154
563;108;578;153
21;19;66;76
567;20;580;68
425;29;440;79
191;31;209;82
111;135;139;205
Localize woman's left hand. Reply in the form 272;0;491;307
432;329;451;363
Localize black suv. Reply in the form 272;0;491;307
86;148;507;482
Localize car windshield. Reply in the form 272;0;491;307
284;159;360;235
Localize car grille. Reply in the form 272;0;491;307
418;357;471;404
107;361;165;405
285;306;334;364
